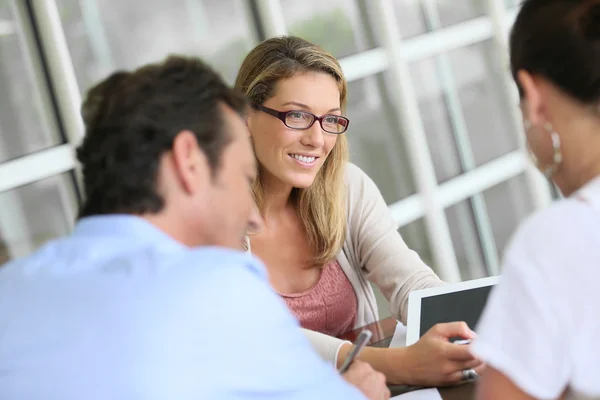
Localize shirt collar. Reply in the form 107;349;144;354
73;214;185;249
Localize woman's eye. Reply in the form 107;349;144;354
324;116;338;124
288;112;304;119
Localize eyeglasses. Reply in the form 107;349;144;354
254;104;349;134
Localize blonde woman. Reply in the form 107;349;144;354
235;36;483;386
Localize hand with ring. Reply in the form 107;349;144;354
462;368;478;381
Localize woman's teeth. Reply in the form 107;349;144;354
291;154;316;163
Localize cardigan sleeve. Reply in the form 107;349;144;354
302;328;350;366
344;163;446;324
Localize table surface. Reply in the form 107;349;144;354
339;317;476;400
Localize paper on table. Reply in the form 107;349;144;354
390;322;408;348
392;388;442;400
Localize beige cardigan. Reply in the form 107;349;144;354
302;163;445;364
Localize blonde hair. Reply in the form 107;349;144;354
235;36;349;266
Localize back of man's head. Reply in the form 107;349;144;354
76;56;247;219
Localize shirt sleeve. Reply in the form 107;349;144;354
192;254;367;400
472;222;572;399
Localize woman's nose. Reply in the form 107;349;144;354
301;121;325;148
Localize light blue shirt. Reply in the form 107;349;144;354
0;215;365;400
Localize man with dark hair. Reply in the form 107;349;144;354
0;56;388;399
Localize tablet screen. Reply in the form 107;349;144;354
419;285;493;337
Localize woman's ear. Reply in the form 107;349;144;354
245;108;258;137
517;69;545;126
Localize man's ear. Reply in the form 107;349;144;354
517;69;545;126
170;130;209;195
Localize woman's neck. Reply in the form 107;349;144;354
260;172;295;221
554;118;600;196
559;159;600;197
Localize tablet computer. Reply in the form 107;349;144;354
405;276;500;346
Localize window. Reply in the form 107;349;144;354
56;0;257;92
1;0;546;285
411;40;519;183
446;200;488;280
400;218;434;268
0;2;62;163
482;173;534;256
282;0;377;58
0;173;77;263
347;74;416;204
394;0;486;39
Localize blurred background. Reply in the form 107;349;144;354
0;0;550;315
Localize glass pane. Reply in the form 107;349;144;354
410;57;464;182
399;218;434;269
394;0;485;38
282;0;377;59
434;0;485;27
411;39;519;183
445;200;487;281
347;74;416;204
56;0;256;92
482;173;535;258
393;0;428;38
0;2;63;163
449;40;519;166
0;173;78;264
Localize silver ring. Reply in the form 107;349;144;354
462;368;478;381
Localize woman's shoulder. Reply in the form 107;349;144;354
515;198;594;241
343;162;379;196
505;198;598;268
342;162;391;225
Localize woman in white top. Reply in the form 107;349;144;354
473;1;600;399
235;36;483;386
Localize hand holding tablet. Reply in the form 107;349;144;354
405;276;499;346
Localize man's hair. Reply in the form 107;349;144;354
76;55;247;218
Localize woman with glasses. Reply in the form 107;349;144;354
473;1;600;399
235;36;483;386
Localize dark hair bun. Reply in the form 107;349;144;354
576;1;600;39
81;71;130;128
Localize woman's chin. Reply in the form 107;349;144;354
272;168;320;190
285;174;317;190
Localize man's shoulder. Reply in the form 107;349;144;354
143;247;271;304
182;247;267;279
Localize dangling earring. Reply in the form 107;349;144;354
523;120;563;178
242;235;251;253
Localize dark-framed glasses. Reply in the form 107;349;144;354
254;104;349;134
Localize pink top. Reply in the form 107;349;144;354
280;261;358;337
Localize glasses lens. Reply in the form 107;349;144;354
285;111;314;129
322;115;348;134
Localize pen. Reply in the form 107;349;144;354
338;330;373;374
